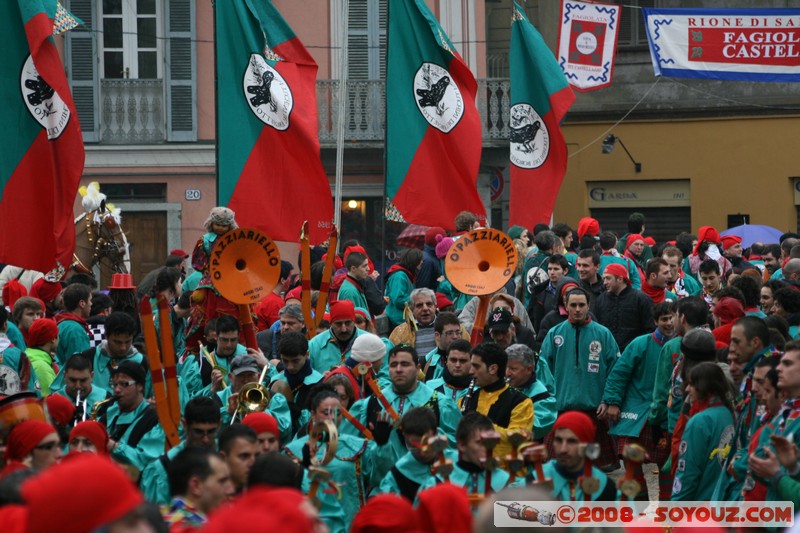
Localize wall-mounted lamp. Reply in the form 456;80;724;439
601;134;642;173
347;199;358;209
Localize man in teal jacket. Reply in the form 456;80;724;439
539;288;620;468
53;283;92;367
100;360;165;472
140;396;221;504
527;411;619;501
309;300;365;373
336;252;371;318
600;300;676;500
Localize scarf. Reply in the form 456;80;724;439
689;396;722;418
54;311;90;334
641;280;666;304
285;358;313;390
442;365;472;389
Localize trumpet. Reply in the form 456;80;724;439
74;389;88;423
231;364;271;424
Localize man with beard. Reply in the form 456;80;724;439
526;411;618;501
343;345;461;468
426;339;473;403
540;288;620;470
309;300;365;373
599;301;677;500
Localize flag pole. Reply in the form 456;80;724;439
333;0;350;250
213;0;219;205
381;0;391;277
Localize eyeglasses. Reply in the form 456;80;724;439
111;380;137;389
188;427;219;439
35;441;60;451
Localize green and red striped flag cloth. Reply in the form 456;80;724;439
216;0;333;243
509;3;575;227
0;0;85;272
386;0;486;230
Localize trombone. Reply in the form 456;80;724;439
230;363;272;424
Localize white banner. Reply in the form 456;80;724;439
644;8;800;81
557;0;621;92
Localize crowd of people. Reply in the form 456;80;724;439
2;207;800;532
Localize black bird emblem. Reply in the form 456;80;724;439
247;70;277;112
416;76;450;116
510;121;541;154
25;75;55;107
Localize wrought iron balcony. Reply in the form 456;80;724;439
316;79;511;146
99;79;165;145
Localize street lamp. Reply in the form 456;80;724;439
602;134;642;173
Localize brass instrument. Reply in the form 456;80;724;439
199;342;227;389
231;363;271;424
73;389;88;424
307;419;340;509
90;397;115;421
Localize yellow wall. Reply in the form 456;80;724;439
556;115;800;233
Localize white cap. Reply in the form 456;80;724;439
351;333;386;363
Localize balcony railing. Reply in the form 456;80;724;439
317;78;511;145
100;79;165;145
93;78;510;145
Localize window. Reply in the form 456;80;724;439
101;0;161;79
348;0;387;80
618;0;656;49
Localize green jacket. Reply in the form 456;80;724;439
54;319;90;367
140;441;186;504
515;376;557;440
442;459;520;498
384;269;413;326
603;331;670;437
599;254;642;290
648;335;684;432
309;328;365;374
672;404;734;501
26;347;56;395
337;277;370;318
6;322;25;351
342;381;462;472
51;343;153;400
0;337;38;394
179;343;249;400
540;319;620;412
285;432;389;532
374;449;450;503
529;460;618;501
103;399;166;472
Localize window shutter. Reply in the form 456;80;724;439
348;0;369;80
165;0;196;141
66;0;99;142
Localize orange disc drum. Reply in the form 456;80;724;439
209;228;281;304
444;228;518;296
0;392;46;437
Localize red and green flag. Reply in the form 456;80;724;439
216;0;333;243
386;0;485;229
0;0;84;272
509;3;575;227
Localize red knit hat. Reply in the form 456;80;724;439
343;245;374;272
625;233;645;250
643;236;656;246
417;483;473;533
29;279;61;304
330;300;355;323
713;297;745;325
2;280;27;310
5;420;57;461
695;226;721;254
26;318;59;347
45;394;76;426
577;217;600;239
23;454;143;533
435;292;454;310
169;248;189;258
424;227;446;247
352;494;421;533
553;411;596;443
69;421;109;454
720;235;742;251
207;487;311;533
242;412;279;436
604;263;630;284
284;285;302;302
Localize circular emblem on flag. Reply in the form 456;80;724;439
554;335;564;347
0;366;21;395
576;31;599;56
509;103;550;169
243;54;293;131
413;62;464;133
20;54;71;140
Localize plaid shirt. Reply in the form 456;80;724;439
162;497;207;529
